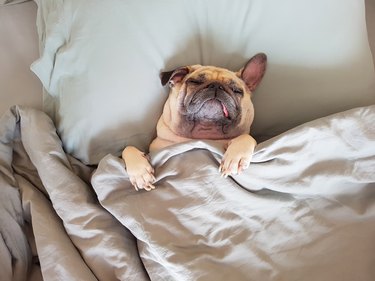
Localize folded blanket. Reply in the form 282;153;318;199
0;106;148;281
0;108;31;281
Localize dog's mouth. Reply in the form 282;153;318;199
183;85;239;123
192;98;230;120
174;82;244;139
222;102;229;118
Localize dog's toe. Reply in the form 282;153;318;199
238;157;251;173
144;183;156;191
142;173;156;189
220;155;252;177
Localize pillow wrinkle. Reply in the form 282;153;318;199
31;0;375;164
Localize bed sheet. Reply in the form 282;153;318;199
0;105;374;281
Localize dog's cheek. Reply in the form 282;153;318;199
176;84;191;112
239;95;254;125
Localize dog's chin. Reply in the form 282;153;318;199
178;118;241;140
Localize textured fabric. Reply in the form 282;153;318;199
1;105;374;280
31;0;375;164
0;1;41;115
0;110;31;281
0;106;148;281
92;105;375;281
0;0;30;5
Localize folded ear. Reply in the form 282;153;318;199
160;66;190;87
240;53;267;92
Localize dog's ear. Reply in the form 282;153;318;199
160;66;190;88
239;53;267;92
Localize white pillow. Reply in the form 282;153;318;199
0;0;29;5
31;0;375;164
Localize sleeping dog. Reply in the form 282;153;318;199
122;53;267;191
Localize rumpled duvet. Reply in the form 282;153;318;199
0;105;374;281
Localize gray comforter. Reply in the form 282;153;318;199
1;105;374;281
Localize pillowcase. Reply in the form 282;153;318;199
0;0;29;5
31;0;375;164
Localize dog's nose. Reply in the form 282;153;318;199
207;82;224;91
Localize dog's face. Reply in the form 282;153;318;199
160;53;267;140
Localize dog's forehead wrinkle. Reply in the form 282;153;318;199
198;73;206;79
192;67;236;81
210;69;228;80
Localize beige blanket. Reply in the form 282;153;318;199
1;105;375;281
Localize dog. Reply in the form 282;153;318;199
122;53;267;191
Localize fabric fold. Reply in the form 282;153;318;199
0;106;149;281
92;105;375;281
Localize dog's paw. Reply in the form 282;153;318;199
219;134;256;178
122;146;156;191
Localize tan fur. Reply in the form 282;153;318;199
150;66;254;151
122;54;267;191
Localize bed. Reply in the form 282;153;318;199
1;1;375;281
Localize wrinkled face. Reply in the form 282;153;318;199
162;66;254;140
160;53;267;140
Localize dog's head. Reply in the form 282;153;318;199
160;53;267;140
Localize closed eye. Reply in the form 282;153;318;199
232;87;243;96
187;79;204;85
